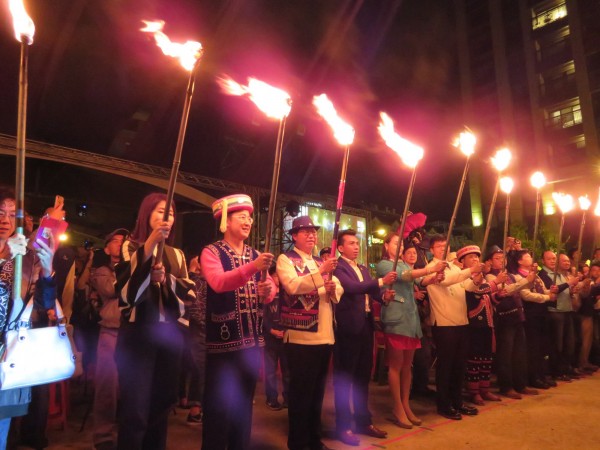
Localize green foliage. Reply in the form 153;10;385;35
508;220;572;261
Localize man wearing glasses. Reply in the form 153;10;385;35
277;216;342;450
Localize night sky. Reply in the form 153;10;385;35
0;0;527;245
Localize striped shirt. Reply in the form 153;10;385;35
116;240;194;324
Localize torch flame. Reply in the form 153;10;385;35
499;176;514;194
530;171;546;190
552;192;574;214
217;75;291;120
9;0;35;44
491;148;512;172
313;94;355;146
452;129;476;157
578;195;591;211
595;188;600;216
141;20;202;71
378;113;424;168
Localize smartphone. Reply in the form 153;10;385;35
54;195;64;210
34;216;68;251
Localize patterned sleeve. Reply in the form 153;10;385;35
115;240;153;310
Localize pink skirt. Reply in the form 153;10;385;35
384;333;422;351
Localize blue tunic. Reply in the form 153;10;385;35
375;259;422;339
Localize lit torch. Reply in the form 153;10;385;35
141;20;203;262
593;188;600;261
443;129;477;260
9;0;35;304
551;192;574;284
481;148;512;252
378;112;424;273
574;195;591;274
218;76;292;282
313;94;355;258
530;171;546;260
499;176;514;270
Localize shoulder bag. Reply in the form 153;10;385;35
0;299;76;390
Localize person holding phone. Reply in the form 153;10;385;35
0;187;57;449
114;193;195;450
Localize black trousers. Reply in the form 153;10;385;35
202;347;261;450
333;325;374;431
187;323;207;407
19;384;49;447
547;311;575;376
524;314;548;383
412;332;433;392
264;334;290;403
286;343;332;450
431;325;469;411
495;321;527;392
115;322;184;450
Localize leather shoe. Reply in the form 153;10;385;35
469;394;484;405
481;391;501;401
437;407;462;420
500;389;522;399
544;377;558;387
529;379;550;390
266;399;282;411
517;387;539;395
357;424;387;438
570;369;585;378
338;430;360;446
554;374;572;382
458;405;478;416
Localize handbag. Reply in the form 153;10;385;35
65;323;84;379
0;299;76;390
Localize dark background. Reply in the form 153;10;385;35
1;1;574;255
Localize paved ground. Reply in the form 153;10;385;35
17;370;600;450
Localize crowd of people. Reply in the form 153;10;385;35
0;187;599;450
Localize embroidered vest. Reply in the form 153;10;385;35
280;251;322;333
523;272;551;317
465;282;494;328
494;273;525;324
205;241;263;353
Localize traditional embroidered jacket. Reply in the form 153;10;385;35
465;281;495;328
493;273;526;324
279;250;322;332
204;241;264;353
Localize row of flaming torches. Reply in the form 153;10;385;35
7;6;600;293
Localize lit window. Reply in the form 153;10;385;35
532;3;568;30
545;100;582;129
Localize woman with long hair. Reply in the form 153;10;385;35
115;192;194;450
376;233;444;428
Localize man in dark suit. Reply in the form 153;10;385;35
332;229;396;446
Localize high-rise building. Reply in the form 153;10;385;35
454;0;600;246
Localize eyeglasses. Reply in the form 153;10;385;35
0;210;16;221
298;229;317;236
232;214;254;224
